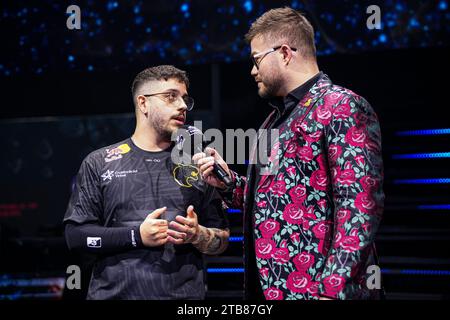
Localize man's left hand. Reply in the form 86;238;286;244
167;205;200;244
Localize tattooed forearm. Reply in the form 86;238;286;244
192;226;230;255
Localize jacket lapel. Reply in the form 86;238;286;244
266;74;333;174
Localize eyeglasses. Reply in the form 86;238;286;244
251;45;297;70
143;90;194;111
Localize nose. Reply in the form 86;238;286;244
251;64;258;77
178;98;188;111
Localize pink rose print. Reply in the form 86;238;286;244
322;275;346;296
276;173;285;181
257;175;273;193
264;287;283;300
272;247;291;264
286;271;311;293
289;185;307;204
323;92;343;106
334;228;344;245
336;208;351;222
270;180;286;196
290;117;304;134
318;199;327;211
327;255;336;265
344;160;353;170
312;221;332;239
360;175;379;191
304;205;317;220
337;169;356;186
314;104;333;125
355;155;365;166
283;204;306;225
302;219;311;230
256;200;267;208
354;192;376;214
285;141;298;159
331;166;341;183
307;282;320;295
286;166;296;178
290;232;300;243
328;144;342;163
297;146;314;162
349;228;359;236
362;222;371;233
302;130;323;143
345;126;367;148
339;235;360;252
333;101;352;119
310;169;329;191
259;219;280;239
293;252;315;272
260;267;269;279
255;238;276;259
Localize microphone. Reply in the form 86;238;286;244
208;153;233;187
177;125;233;187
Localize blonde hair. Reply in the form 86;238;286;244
245;7;316;60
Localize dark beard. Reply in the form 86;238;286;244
259;76;283;99
156;126;173;142
151;117;173;142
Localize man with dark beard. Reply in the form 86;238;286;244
64;65;229;299
194;7;384;300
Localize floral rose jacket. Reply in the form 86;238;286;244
222;74;384;300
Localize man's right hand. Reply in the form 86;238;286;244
192;147;232;190
139;207;169;247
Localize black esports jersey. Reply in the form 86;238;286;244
63;138;228;300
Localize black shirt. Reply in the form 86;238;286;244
270;72;323;129
64;138;228;300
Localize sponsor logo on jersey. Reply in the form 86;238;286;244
87;237;102;248
104;143;131;163
101;170;115;181
101;169;138;181
172;164;199;188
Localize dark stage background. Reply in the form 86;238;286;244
0;0;449;300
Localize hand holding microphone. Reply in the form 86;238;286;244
177;125;233;189
192;147;233;190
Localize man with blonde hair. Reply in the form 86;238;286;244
195;7;384;300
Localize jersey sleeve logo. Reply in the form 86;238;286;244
87;237;102;248
104;143;131;163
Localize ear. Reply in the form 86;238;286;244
280;45;293;66
136;95;148;116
